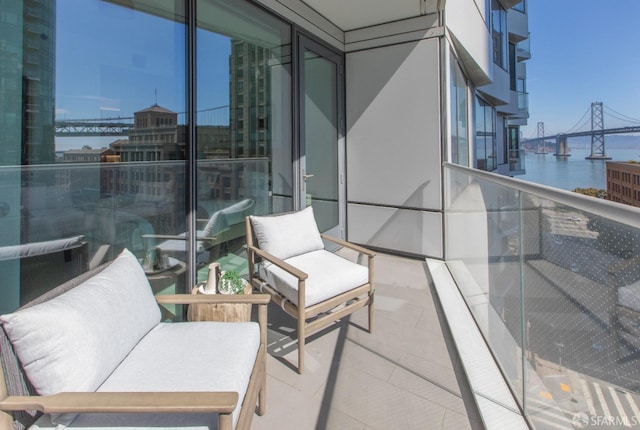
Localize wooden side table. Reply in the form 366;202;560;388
187;283;253;322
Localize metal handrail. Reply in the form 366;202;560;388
444;162;640;229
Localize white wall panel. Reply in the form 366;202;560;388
445;0;491;85
348;203;443;258
346;38;442;210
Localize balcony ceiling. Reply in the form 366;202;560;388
299;0;440;31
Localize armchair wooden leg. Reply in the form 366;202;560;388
297;318;305;374
258;366;266;416
368;293;374;333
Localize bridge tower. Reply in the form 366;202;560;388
535;122;548;154
586;101;611;160
554;134;570;157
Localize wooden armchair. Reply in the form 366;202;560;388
0;249;270;430
246;207;375;373
148;198;255;265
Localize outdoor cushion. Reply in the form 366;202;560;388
203;199;255;238
0;249;160;397
618;279;640;312
0;235;84;261
249;206;324;261
259;249;369;307
28;321;260;430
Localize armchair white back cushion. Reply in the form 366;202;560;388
250;206;324;260
0;249;161;397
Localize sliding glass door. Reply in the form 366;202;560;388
297;35;345;237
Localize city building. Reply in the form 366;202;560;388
62;147;114;163
606;161;640;208
114;104;183;162
4;2;640;429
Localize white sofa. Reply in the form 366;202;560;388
0;249;269;430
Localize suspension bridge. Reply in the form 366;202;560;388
522;102;640;160
54;106;229;138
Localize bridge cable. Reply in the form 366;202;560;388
564;105;592;134
603;104;640;125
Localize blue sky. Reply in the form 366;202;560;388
522;0;640;138
55;0;640;146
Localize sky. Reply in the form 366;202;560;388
54;0;640;147
521;0;640;139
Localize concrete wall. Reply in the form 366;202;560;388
345;37;444;257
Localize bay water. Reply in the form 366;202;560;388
518;147;640;191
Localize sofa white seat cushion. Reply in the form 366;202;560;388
259;250;369;307
29;321;261;430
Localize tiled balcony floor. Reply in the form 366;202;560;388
251;252;484;430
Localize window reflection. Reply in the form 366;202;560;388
194;0;292;280
450;54;469;167
0;0;294;313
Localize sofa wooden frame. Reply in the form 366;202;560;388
0;264;270;430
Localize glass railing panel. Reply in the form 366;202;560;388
0;158;269;315
521;198;640;428
518;92;529;111
444;163;640;429
510;149;526;172
444;166;525;405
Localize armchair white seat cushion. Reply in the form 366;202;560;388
259;250;368;307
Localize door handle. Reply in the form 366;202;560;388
303;173;314;181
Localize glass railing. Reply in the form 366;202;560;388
518;91;529;111
517;37;531;60
0;158;270;315
444;162;640;429
510;148;526;173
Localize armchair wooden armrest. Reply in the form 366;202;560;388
247;245;308;280
320;234;376;258
0;392;238;415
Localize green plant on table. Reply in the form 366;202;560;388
219;270;245;294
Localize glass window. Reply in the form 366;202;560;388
513;0;526;13
0;0;188;313
0;0;296;314
195;0;292;282
474;97;497;171
450;55;469;166
491;0;508;70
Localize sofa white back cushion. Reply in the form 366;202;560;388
250;206;324;260
0;249;161;397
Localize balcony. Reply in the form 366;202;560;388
516;37;531;61
3;160;640;429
